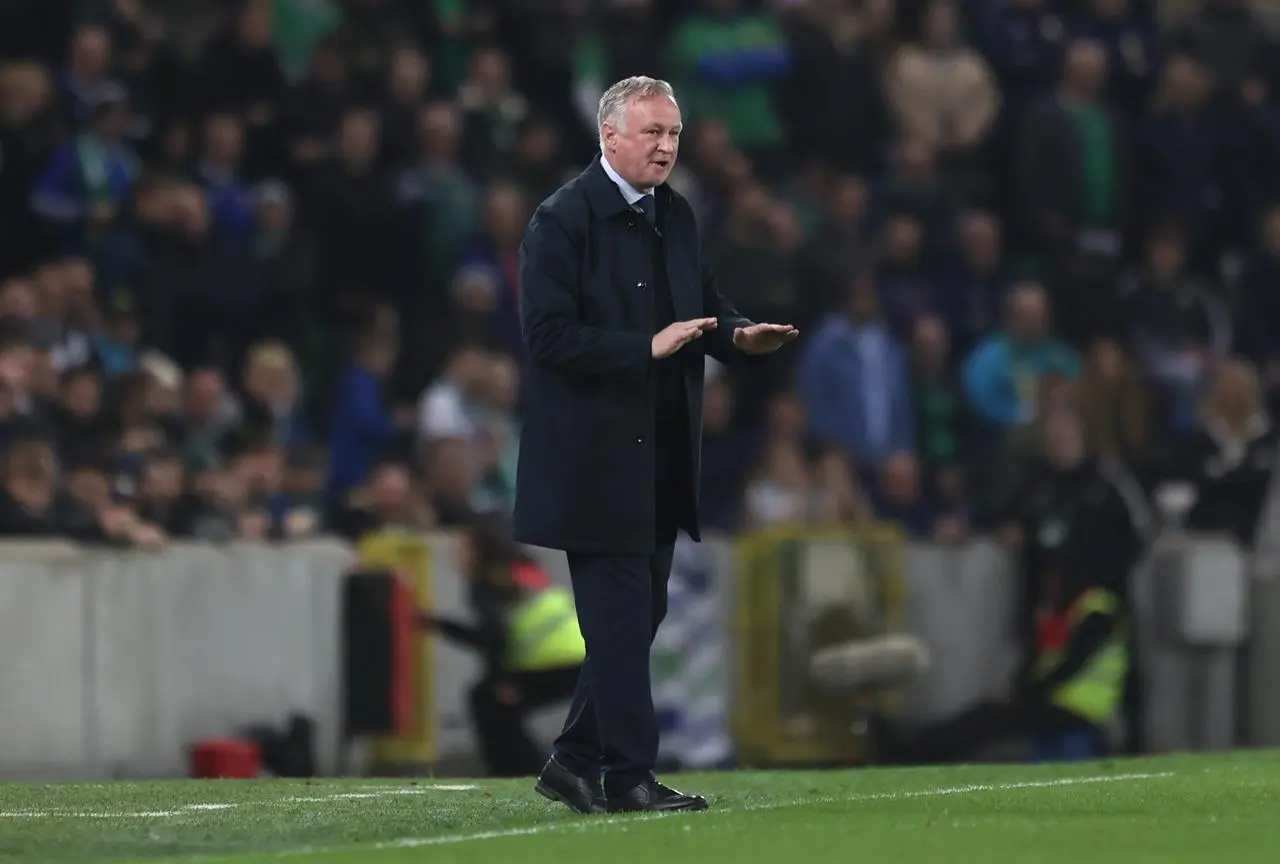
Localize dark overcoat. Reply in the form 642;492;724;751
513;155;756;554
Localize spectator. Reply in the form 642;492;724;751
699;362;753;532
776;0;891;175
963;282;1079;429
467;352;521;516
885;0;1000;185
193;0;285;123
0;437;64;535
710;183;803;338
798;174;870;322
1069;0;1159;118
239;340;312;449
249;180;317;358
31;82;139;259
380;45;432;170
179;367;236;468
910;313;969;493
875;211;936;338
279;32;350;174
416;344;489;447
392;100;479;378
1122;219;1230;436
133;446;189;536
1167;0;1272;100
1233;204;1280;412
1137;52;1224;274
58;25;113;127
0;62;58;277
195;112;255;249
809;446;873;527
572;0;664;142
302;106;391;324
92;290;140;377
1018;39;1127;343
326;322;408;513
795;271;915;474
867;450;965;542
743;436;810;530
1077;339;1151;466
938;209;1011;355
505;113;567;207
666;0;791;164
1151;357;1277;547
457;47;528;181
452;183;527;358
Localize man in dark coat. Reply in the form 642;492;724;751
514;76;797;814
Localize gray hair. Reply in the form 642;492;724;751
597;76;677;151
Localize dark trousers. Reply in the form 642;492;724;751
552;539;677;796
469;665;581;777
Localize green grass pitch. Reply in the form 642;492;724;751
0;752;1276;863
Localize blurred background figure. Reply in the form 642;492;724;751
421;515;584;778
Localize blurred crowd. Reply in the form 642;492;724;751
1;0;1279;548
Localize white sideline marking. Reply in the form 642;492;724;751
381;771;1175;851
0;771;1174;849
0;803;235;818
0;784;477;819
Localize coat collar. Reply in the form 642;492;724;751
580;153;677;221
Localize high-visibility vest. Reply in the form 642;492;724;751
1034;588;1128;727
506;585;586;671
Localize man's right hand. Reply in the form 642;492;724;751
652;318;717;359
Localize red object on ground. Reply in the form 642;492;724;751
189;739;261;779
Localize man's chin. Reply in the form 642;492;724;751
646;164;673;185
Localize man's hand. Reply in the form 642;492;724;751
733;323;799;355
652;318;717;359
131;522;168;552
997;522;1023;550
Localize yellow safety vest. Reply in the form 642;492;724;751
1034;588;1128;727
506;586;586;671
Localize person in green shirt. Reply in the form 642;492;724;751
665;0;791;161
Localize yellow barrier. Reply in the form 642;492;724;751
358;531;436;769
733;522;908;768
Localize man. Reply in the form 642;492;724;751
869;410;1148;764
514;76;796;814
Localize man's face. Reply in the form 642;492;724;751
602;95;681;190
185;372;224;424
1007;288;1048;343
205;115;245;167
144;458;183;501
340;113;379;164
64;372;101;418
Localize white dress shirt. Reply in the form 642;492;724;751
601;154;651;205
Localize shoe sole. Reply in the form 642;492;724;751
535;779;604;815
606;799;710;814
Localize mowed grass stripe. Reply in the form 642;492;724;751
0;753;1273;863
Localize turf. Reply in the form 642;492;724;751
0;752;1276;863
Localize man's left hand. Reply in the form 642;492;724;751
733;323;799;355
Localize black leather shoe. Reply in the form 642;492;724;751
535;757;606;814
606;778;709;813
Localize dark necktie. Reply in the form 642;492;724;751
636;194;656;226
